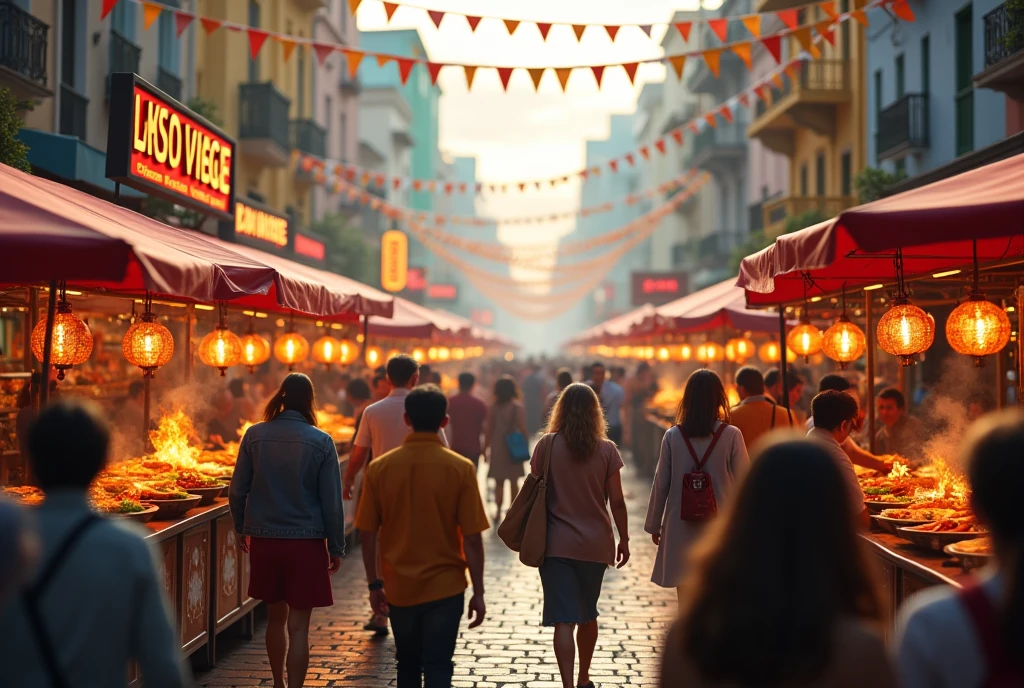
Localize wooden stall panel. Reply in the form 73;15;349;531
215;515;242;627
874;558;897;640
160;537;179;626
901;571;939;604
241;538;252;606
181;524;210;653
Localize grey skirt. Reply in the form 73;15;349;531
538;557;607;627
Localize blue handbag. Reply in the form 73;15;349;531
505;431;531;463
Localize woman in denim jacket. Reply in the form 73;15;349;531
229;373;345;688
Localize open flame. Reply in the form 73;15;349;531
914;452;971;506
149;409;202;468
887;460;911;480
237;421;255;439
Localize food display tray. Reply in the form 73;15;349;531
187;484;227;506
147;494;203;520
119;504;160;523
896;526;988;553
943;541;995;572
872;514;933;534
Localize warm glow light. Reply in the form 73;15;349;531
412;347;426;363
240;332;271;373
821;316;867;370
312;335;342;368
932;269;962;279
30;299;93;380
657;347;671;362
452;347;465;361
696;342;724;363
199;326;243;376
677;344;693;361
428;346;439;361
863;284;885;291
877;298;934;366
787;315;823;361
122;313;174;378
616;345;632;359
725;337;755;364
504;351;515;362
945;294;1012;365
643;346;655;361
365;346;383;367
438;346;451;362
757;340;796;364
274;331;310;369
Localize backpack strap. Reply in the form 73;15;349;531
958;583;1010;678
679;424;727;471
769;402;777;430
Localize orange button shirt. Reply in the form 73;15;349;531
729;396;797;452
354;432;490;607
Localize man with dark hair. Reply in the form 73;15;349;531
806;374;890;472
808;390;869;528
0;401;188;687
356;385;489;688
876;387;924;459
344;355;448;634
587;362;625;444
729;366;795;450
764;368;806;420
371;372;391;402
448;372;488;468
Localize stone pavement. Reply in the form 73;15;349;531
196;466;676;687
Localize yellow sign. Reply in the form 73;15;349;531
235;201;289;247
381;230;409;292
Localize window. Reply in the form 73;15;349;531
800;164;808;196
324;96;332;152
61;0;77;88
955;4;974;156
248;1;260;82
895;158;906;177
895;54;905;99
157;0;180;75
815;152;825;196
110;1;136;41
874;70;882;114
921;35;930;94
840;151;852;197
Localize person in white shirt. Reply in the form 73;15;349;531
895;409;1024;688
807;374;890;474
806;390;870;530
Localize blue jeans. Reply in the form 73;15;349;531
388;592;465;688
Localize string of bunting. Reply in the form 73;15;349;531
100;0;911;94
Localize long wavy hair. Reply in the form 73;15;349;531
677;436;883;684
675;368;730;436
545;382;606;461
262;373;319;426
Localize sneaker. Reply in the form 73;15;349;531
363;613;389;635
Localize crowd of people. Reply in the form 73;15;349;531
0;353;1021;688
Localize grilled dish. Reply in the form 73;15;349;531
905;518;987;534
176;469;223;490
2;485;44;506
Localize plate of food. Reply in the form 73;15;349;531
116;502;160;523
944;537;994;571
136;483;202;520
872;507;959;534
897;518;989;552
176;470;227;506
2;485;45;506
863;488;918;514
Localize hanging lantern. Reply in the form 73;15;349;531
787;313;823;362
452;347;466;361
239;316;271;374
365;345;383;367
944;244;1013;366
656;346;671;362
643;346;655;361
696;342;724;363
757;339;797;364
428;346;439;361
821;288;866;370
337;339;358;365
676;343;693;361
199;305;243;376
122;296;174;378
725;336;755;364
274;315;310;370
615;345;631;359
877;298;934;366
312;334;342;369
412;347;426;363
31;286;93;381
437;346;451;362
386;348;402;362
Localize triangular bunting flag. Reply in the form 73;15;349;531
534;181;542;191
496;67;514;91
347;0;362;14
819;1;838;19
174;11;193;38
504;19;520;36
518;182;526;192
465;15;481;31
200;17;222;35
279;38;297;62
247;29;270;60
412;180;423;192
537;23;552;40
475;183;483;193
376;54;393;67
639;25;653;38
654;139;667;154
793;27;813;52
444;182;453;195
396;58;416;85
591;166;601;176
383;2;398;21
707;18;728;43
639;146;650;160
702;49;721;78
772;73;784;89
605;26;620;41
815;21;836;45
741;15;761;38
101;0;120;20
427;10;445;28
704;112;717;128
459;183;467;193
591;65;605;88
892;0;915;21
668;55;686;79
671;129;684;145
738;92;750;107
313;43;335;66
464;65;477;89
784;64;798;83
777;9;799;30
719;105;733;123
580;170;589;180
624;153;635;166
674;22;692;42
573;25;587;41
426;62;442;85
345;50;365;78
344;167;357;181
609;160;619;173
622;63;638;85
731;42;752;70
761;35;782;64
142;2;162;31
528;68;545;91
850;10;869;26
555;68;572;91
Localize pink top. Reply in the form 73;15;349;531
530;433;624;566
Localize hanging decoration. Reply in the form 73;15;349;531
876;251;934;366
696;342;725;363
31;284;94;381
240;318;272;374
312;333;343;369
757;339;796;364
725;336;755;364
198;305;243;376
821;287;866;370
787;284;823;362
122;294;175;378
944;242;1012;366
412;347;426;363
339;339;359;365
365;346;384;368
274;314;310;370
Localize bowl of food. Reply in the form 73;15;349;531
944;537;994;572
118;502;160;523
176;470;227;506
145;494;202;520
897;519;989;553
872;507;959;534
863;492;918;514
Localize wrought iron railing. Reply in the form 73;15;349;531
690;121;745;160
239;82;291;152
156;67;182;101
59;84;88;140
983;3;1024;69
0;1;49;87
109;29;141;75
290;119;327;158
876;93;929;161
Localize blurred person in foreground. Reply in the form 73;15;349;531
809;374;891;474
0;498;38;605
484;375;529;522
230;373;345;688
661;436;895;688
544;368;574;424
0;401;189;687
448;372;489;469
875;387;925;460
729;366;796;450
895;409;1024;688
807;391;871;530
356;385;489;688
645;370;749;605
533;383;630;688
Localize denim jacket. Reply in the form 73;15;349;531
229;410;346;557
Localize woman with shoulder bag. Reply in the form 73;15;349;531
645;369;749;606
484;375;529;523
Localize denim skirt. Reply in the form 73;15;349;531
538;557;607;627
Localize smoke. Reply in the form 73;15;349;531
108;380;219;463
918;355;990;471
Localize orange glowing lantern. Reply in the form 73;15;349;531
428;346;439;361
757;339;796;364
438;346;451;362
675;343;693;361
412;347;426;363
657;346;671;362
696;342;724;363
199;307;243;376
365;345;383;367
122;298;174;378
312;334;342;369
240;330;271;373
30;288;93;381
821;316;866;370
877;298;934;366
725;336;755;364
274;320;310;370
946;294;1012;367
787;314;823;362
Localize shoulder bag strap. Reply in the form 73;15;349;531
536;432;555;483
679;424;727;471
959;583;1008;676
22;513;103;688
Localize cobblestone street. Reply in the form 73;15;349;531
197;466;675;687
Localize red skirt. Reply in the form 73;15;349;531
248;538;334;609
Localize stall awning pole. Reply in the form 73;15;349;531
362;315;370;362
185;304;195;384
866;291;876;454
25;288;37;376
38;281;57;408
778;307;789;412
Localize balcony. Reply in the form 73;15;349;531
762;195;855;239
291;119;326;157
239;82;291;168
59;84;88;140
974;3;1024;100
340;73;361;95
747;59;851;156
876;94;929;162
107;29;140;99
156;67;182;102
666;184;699;216
0;1;51;100
686;120;747;176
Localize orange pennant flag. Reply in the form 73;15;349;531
426;181;436;193
605;26;620;42
719;105;733;123
200;18;222;34
383;2;398;21
707;18;728;43
820;2;838;19
793;27;813;53
776;9;799;30
850;10;869;26
528;68;545;91
345;50;364;78
772;73;784;89
279;38;297;62
142;2;162;31
704;112;717;128
347;0;361;14
375;54;393;67
426;62;442;85
555;68;572;91
741;15;761;38
784;64;799;82
504;19;520;36
731;42;752;70
622;63;638;85
573;25;586;41
815;21;835;45
674;22;692;41
668;55;686;79
639;146;650;160
702;49;721;78
464;65;477;89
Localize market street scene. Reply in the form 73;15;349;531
1;0;1023;687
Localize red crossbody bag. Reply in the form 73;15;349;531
678;424;726;522
958;583;1024;687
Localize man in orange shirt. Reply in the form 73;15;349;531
355;385;489;688
729;367;796;452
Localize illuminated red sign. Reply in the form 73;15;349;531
630;272;687;306
471;309;493;326
406;268;427;291
427;284;458;301
106;73;235;220
642;278;680;294
294;233;326;261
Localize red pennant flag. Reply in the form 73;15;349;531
375;174;386;187
426;62;442;85
174;11;193;38
674;22;692;41
396;58;415;85
200;17;222;35
444;183;453;195
719;105;733;123
605;25;620;41
625;153;635;166
497;67;514;91
428;10;444;28
383;3;398;21
247;29;270;60
707;18;729;42
591;65;605;88
101;0;120;20
891;0;915;21
622;62;638;85
654;139;667;154
459;183;467;193
815;21;835;45
312;43;335;66
609;160;619;173
580;169;589;180
639;146;650;160
777;9;799;30
671;129;683;145
738;92;750;107
344;167;357;181
761;35;782;64
413;180;423;192
475;183;482;193
688;120;700;134
393;177;402;190
537;23;552;40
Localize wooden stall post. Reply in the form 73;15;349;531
185;303;195;383
866;291;876;453
778;307;790;412
38;281;58;407
361;315;370;360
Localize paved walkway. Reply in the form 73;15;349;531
196;466;676;687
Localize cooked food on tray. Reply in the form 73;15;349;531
948;537;993;555
176;469;224;490
879;507;968;521
905;517;987;534
2;485;44;506
136;481;191;501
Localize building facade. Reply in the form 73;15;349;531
747;13;790;235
